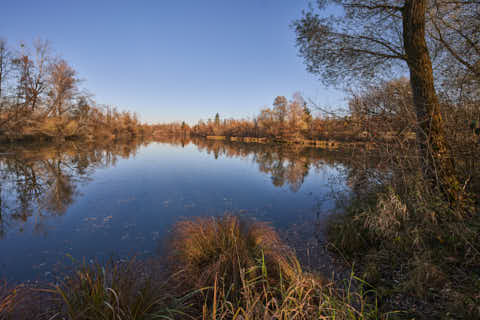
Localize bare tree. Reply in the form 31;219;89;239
349;77;414;122
348;77;417;147
293;0;475;201
0;39;11;99
12;39;51;111
47;59;78;116
428;0;480;101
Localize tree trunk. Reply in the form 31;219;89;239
0;65;3;98
31;93;37;112
402;0;460;202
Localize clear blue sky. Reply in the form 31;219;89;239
1;0;344;124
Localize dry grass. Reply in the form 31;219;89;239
362;188;409;240
41;258;389;320
195;269;392;320
45;259;188;320
0;282;20;319
168;214;392;320
328;182;480;318
168;214;301;299
0;214;395;319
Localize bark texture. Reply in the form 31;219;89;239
403;0;460;202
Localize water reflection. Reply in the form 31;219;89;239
0;140;147;237
0;137;385;281
159;136;385;210
181;137;362;193
0;138;381;238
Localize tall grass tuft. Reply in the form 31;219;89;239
168;214;301;299
0;214;393;319
47;259;188;320
169;214;391;319
196;268;391;320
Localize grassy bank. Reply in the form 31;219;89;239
1;215;393;320
328;182;480;319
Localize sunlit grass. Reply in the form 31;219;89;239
168;214;301;298
45;259;189;320
196;268;390;320
2;214;395;319
169;214;391;319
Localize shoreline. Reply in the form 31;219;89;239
204;135;376;149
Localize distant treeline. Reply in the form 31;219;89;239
153;78;479;148
0;38;154;143
154;93;359;142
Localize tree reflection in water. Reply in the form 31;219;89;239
0;140;147;237
159;136;383;194
0;137;383;238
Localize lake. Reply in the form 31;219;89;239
0;137;366;282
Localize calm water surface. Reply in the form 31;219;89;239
0;138;355;281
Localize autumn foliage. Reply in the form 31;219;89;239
0;39;153;143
